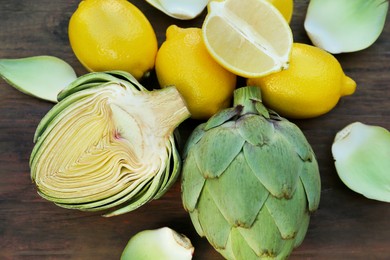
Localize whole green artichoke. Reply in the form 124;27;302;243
181;86;321;259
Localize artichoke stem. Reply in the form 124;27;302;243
233;86;269;117
149;86;191;136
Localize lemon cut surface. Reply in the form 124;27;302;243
202;0;293;78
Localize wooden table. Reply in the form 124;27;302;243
1;1;389;259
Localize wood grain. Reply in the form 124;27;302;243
1;1;389;259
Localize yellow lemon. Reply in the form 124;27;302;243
155;25;237;120
266;0;294;23
247;43;357;119
202;0;293;78
68;0;158;80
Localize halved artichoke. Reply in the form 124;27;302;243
182;86;321;259
30;71;190;216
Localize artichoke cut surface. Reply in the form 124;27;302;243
181;86;321;259
30;71;190;216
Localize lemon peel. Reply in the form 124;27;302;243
145;0;208;20
155;25;236;120
247;43;356;119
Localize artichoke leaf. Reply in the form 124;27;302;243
237;205;295;258
265;183;308;240
230;228;259;259
236;114;274;146
120;227;194;260
204;106;242;131
274;120;314;161
299;161;321;212
293;212;310;248
188;209;205;237
205;153;268;228
183;124;207;158
332;122;390;202
197;186;231;250
181;150;206;212
243;136;301;199
194;122;245;179
145;0;208;20
0;55;77;102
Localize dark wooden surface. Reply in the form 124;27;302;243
1;1;389;259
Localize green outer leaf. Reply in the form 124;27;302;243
236;114;274;146
230;228;258;259
197;186;231;250
181;149;206;212
293;212;310;248
183;123;206;159
188;209;205;237
0;56;77;102
243;135;301;199
237;204;294;258
203;106;242;131
205;153;268;228
299;161;321;212
194;122;245;179
265;183;308;240
274;120;314;161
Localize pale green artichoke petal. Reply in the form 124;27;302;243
237;206;294;258
206;153;268;228
275;120;314;161
265;183;308;239
236;114;274;146
244;137;301;199
230;228;259;259
293;212;310;248
217;234;235;260
188;209;204;237
183;124;207;158
204;106;242;131
194;123;245;179
0;56;77;102
120;227;194;260
198;186;231;249
299;161;321;212
181;150;206;212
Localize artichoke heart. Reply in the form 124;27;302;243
181;86;321;259
30;71;190;216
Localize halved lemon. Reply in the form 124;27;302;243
202;0;293;78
